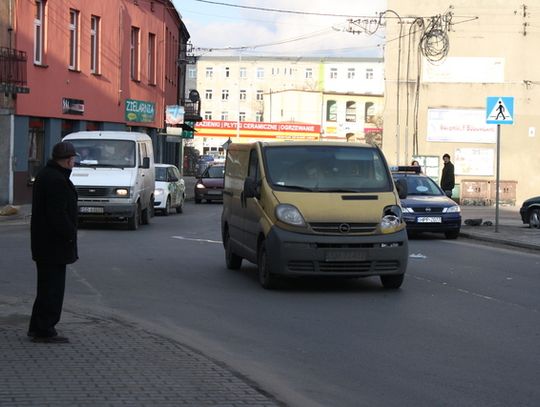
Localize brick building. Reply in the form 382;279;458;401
0;0;191;204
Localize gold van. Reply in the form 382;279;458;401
221;141;408;289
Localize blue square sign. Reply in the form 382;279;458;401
486;96;514;125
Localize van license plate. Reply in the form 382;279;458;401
326;251;366;262
417;216;442;223
79;206;104;214
208;190;222;196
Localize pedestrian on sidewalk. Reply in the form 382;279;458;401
440;153;455;198
28;141;79;343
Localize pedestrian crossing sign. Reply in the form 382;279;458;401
486;96;514;125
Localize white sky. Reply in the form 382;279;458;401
173;0;387;57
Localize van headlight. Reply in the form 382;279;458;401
380;205;405;234
154;188;164;197
276;204;306;227
115;188;129;197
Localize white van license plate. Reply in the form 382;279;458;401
417;216;442;223
326;251;366;262
79;206;104;214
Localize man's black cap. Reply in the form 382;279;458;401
52;141;78;159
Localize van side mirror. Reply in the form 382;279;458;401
140;157;150;169
169;176;179;182
244;178;260;199
395;179;408;199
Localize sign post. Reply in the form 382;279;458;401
486;96;514;232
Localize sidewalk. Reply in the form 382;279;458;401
0;296;283;407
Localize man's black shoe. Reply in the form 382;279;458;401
27;329;57;338
31;336;69;344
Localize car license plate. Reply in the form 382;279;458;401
325;251;366;262
417;216;442;223
208;190;222;196
79;206;104;214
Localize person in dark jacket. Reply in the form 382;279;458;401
28;141;79;343
440;153;455;198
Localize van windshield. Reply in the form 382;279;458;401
70;139;136;168
263;145;392;192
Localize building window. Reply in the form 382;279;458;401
205;89;212;100
222;89;229;100
204;111;212;120
346;101;357;122
239;112;246;122
221;111;229;120
130;26;140;80
256;90;263;101
225;67;230;77
240;67;247;78
347;68;355;79
239;90;246;100
256;67;264;79
34;1;45;65
272;67;280;75
148;33;156;84
366;68;374;79
69;9;80;70
188;67;196;79
89;16;100;74
365;102;375;121
326;100;337;122
330;68;337;79
206;67;213;78
256;112;263;122
305;68;313;79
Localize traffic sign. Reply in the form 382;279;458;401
486;96;514;125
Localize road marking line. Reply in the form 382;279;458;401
409;253;427;259
172;236;222;244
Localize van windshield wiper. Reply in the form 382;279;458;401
276;184;315;192
77;163;129;169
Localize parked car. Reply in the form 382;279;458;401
194;155;215;177
194;164;225;204
391;166;461;239
519;196;540;228
154;164;185;215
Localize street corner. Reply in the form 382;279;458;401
0;308;283;407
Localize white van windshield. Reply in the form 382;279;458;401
263;145;392;192
70;139;136;168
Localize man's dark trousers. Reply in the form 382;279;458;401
28;263;66;337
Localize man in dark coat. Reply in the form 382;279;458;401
28;141;79;343
440;153;455;198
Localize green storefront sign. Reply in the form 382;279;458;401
125;99;155;123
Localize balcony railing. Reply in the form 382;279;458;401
0;47;29;93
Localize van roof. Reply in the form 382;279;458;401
63;131;152;142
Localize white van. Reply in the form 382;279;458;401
63;131;155;230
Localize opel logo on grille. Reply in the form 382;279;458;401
425;207;431;212
89;189;96;193
339;223;351;233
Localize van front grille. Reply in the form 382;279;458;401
76;187;110;197
309;222;377;234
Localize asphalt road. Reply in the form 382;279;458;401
1;202;539;407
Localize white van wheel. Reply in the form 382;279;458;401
258;241;279;289
141;197;153;224
128;204;141;230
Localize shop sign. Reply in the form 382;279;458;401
125;99;155;123
62;98;85;115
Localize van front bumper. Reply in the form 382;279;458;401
265;226;408;277
77;202;136;221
